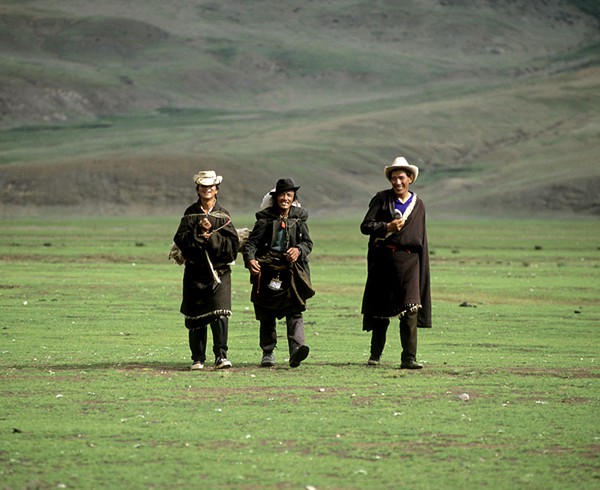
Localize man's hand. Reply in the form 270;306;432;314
248;259;261;276
199;217;212;239
387;218;406;233
285;247;301;263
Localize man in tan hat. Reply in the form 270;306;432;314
173;170;239;370
360;156;432;369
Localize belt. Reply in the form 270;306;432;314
375;242;416;254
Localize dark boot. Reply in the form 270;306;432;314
400;309;422;369
287;314;309;367
210;316;229;363
286;314;306;355
186;319;208;363
259;316;277;353
368;317;389;365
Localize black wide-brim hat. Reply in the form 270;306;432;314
270;178;300;195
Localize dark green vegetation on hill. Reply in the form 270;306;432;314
0;0;599;217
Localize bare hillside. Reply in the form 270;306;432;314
0;0;599;217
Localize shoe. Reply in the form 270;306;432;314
261;352;275;367
289;345;309;368
215;358;232;369
367;356;380;366
190;361;204;371
400;360;423;370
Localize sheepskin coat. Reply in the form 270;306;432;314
173;200;239;322
360;189;432;329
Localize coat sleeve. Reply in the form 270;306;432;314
205;220;239;266
173;215;205;262
360;192;389;238
243;218;268;264
174;213;238;266
295;216;313;258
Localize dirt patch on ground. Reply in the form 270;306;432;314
505;368;600;379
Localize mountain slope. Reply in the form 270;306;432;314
0;0;599;217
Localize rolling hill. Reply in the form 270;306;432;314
1;0;599;218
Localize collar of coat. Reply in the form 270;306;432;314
256;206;308;222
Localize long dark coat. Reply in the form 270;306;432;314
360;189;432;329
173;200;239;322
243;205;313;318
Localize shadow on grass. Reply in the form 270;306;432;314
102;362;596;378
6;360;417;373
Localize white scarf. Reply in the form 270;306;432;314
385;193;417;238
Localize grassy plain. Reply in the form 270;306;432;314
0;217;599;489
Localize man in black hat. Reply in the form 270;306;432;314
243;178;315;368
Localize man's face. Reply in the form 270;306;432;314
277;191;295;212
390;170;414;196
198;184;218;200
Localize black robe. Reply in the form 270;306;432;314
360;189;432;329
173;200;239;322
243;205;314;319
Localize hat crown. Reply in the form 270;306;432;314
384;156;419;182
392;157;410;167
194;170;223;186
272;178;300;195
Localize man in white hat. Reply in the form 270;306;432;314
173;170;239;370
360;156;432;369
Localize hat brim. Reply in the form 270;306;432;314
270;186;300;195
196;176;223;186
384;164;419;182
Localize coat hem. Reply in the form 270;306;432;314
184;309;232;321
370;303;421;319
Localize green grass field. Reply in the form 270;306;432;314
1;217;599;489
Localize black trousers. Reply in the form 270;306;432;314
369;308;418;362
259;313;305;356
186;316;228;363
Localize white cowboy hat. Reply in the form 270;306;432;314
193;170;223;186
384;156;419;182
